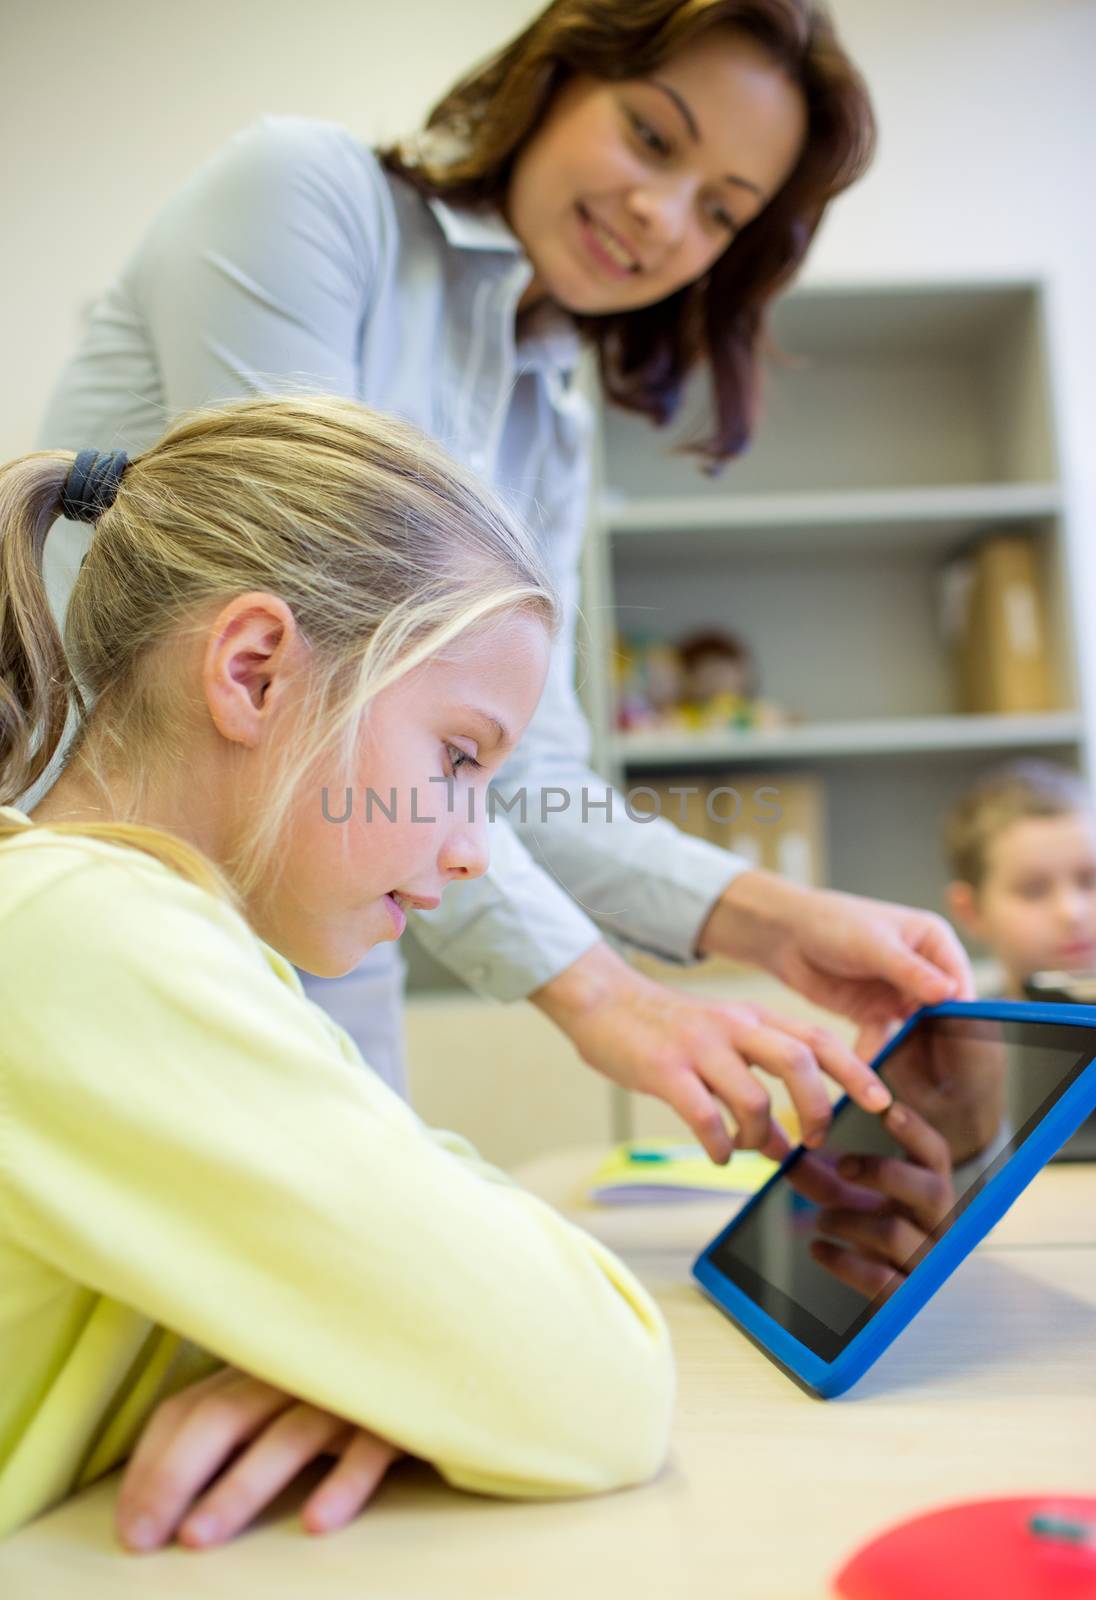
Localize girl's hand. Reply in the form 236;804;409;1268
116;1366;402;1552
532;943;892;1164
800;1102;956;1301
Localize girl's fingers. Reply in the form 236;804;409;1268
118;1369;289;1551
816;1205;926;1271
177;1404;349;1548
809;1237;901;1302
301;1428;402;1535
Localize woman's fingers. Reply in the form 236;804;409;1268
721;1022;833;1149
809;1237;901;1302
786;1150;883;1213
879;1101;953;1178
836;1153;953;1234
695;1039;777;1151
176;1404;350;1548
836;1104;955;1232
301;1428;402;1535
750;1008;893;1118
659;1064;735;1164
816;1204;926;1271
117;1369;290;1551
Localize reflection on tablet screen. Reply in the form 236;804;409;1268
707;1017;1092;1361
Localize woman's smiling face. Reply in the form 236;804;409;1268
505;29;808;316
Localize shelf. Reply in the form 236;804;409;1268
613;712;1084;768
602;482;1062;557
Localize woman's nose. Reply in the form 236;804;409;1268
626;180;691;250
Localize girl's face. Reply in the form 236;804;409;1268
254;611;550;976
505;29;807;316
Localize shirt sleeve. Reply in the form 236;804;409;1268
408;382;752;983
0;848;674;1499
128;114;380;407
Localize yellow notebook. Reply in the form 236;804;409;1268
587;1140;778;1205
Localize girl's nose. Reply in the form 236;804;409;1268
439;814;490;883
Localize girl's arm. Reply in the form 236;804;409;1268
0;845;674;1503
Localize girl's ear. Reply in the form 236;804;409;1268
946;879;985;942
203;592;307;747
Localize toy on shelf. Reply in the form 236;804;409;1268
613;626;789;734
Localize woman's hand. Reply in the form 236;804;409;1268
116;1366;402;1553
532;942;892;1163
699;871;976;1062
792;1102;956;1301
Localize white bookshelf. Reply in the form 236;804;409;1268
579;279;1090;919
613;711;1084;768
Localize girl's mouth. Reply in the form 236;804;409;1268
383;894;406;936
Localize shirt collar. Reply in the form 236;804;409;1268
426;195;525;255
425;196;583;375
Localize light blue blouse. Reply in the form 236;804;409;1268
36;116;744;1001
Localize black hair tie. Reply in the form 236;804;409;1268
59;448;129;525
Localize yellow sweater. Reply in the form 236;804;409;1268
0;807;674;1538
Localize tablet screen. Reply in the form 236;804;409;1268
706;1015;1095;1361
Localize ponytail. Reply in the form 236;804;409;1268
0;451;84;801
0;450;243;902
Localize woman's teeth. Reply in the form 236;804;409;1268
584;208;638;272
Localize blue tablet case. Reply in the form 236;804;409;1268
692;1000;1096;1398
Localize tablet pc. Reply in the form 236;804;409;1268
692;1000;1096;1398
1022;973;1096;1160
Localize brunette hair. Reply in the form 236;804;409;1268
382;0;875;470
0;396;556;899
945;761;1093;890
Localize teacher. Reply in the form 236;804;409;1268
35;0;973;1157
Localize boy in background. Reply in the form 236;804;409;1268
944;760;1096;998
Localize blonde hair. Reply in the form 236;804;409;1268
945;760;1093;890
0;395;558;900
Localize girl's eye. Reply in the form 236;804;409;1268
446;743;481;775
710;203;740;237
629;111;671;158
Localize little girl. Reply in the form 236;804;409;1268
0;395;675;1544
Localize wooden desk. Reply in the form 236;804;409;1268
2;1160;1092;1599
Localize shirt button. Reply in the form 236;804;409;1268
469;963;490;984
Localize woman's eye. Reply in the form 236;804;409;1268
629;112;671;157
446;743;481;774
710;203;740;236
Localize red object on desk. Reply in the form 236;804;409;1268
833;1496;1096;1598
